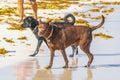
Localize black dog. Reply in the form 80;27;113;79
21;14;78;57
21;17;47;56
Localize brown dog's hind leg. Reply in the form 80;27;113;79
79;37;93;67
45;48;55;69
60;49;69;68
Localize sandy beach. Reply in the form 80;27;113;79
0;0;120;80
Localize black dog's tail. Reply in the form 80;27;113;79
64;14;76;25
91;15;105;31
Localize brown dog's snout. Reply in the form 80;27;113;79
38;27;41;36
38;22;47;35
38;26;45;37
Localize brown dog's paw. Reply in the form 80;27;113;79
44;65;51;69
62;65;68;68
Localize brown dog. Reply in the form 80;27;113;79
38;15;105;69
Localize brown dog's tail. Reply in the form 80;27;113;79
91;15;105;31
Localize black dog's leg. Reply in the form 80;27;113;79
30;39;43;57
69;45;78;57
42;37;49;48
76;47;78;55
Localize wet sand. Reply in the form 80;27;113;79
1;53;120;80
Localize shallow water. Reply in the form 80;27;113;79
1;54;120;80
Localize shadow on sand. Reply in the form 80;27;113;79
78;53;120;56
90;64;120;69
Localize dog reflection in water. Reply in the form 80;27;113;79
14;58;39;80
14;57;92;80
32;58;92;80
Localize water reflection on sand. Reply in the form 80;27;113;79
13;57;93;80
14;58;39;80
1;54;120;80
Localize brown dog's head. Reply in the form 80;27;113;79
38;20;52;38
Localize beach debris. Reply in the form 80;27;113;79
73;12;79;16
46;17;63;22
37;2;69;9
98;5;107;9
76;19;88;24
3;37;14;43
100;1;120;5
79;13;91;18
26;44;31;46
76;19;90;26
20;41;25;44
0;18;4;21
37;1;78;10
7;23;25;31
40;49;45;53
17;36;27;40
93;32;113;40
0;7;17;16
0;48;7;55
89;8;100;12
91;15;103;20
102;8;114;15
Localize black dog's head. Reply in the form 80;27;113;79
21;16;38;30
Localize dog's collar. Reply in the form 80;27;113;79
32;25;38;33
46;26;54;40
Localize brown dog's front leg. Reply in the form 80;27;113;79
60;49;69;68
45;49;55;69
